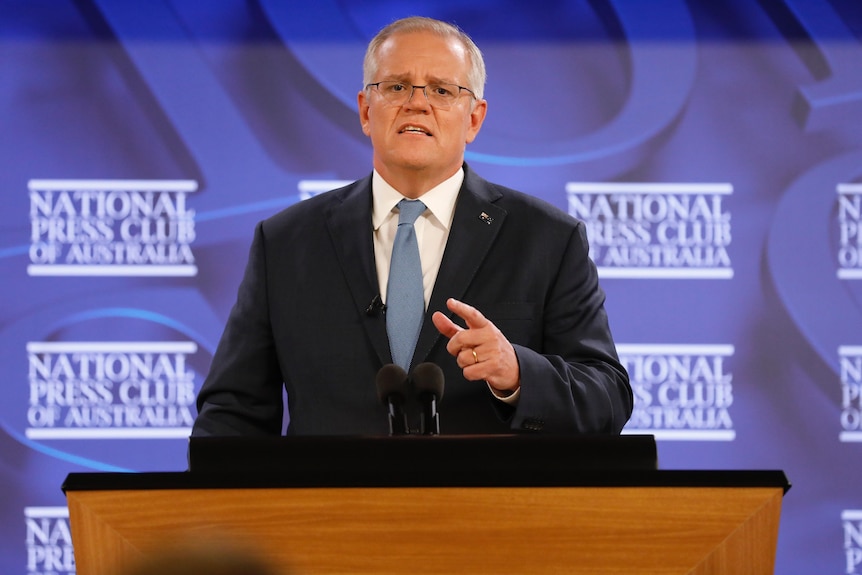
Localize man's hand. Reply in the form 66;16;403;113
431;298;520;394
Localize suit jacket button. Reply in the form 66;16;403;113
521;417;545;431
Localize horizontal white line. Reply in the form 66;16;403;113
26;428;192;440
838;269;862;280
838;184;862;194
623;429;736;441
843;510;862;520
24;507;69;518
28;265;198;277
28;179;198;192
598;267;734;279
839;346;862;356
840;431;862;443
297;180;352;193
27;341;197;353
566;182;733;194
617;344;735;356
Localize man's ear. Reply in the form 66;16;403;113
465;99;487;144
358;91;371;136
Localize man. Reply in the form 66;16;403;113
192;16;631;437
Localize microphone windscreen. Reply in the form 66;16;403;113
375;363;409;404
411;362;445;400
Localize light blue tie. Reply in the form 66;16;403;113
386;199;426;371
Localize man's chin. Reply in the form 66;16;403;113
387;155;438;173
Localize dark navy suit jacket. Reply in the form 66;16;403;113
192;165;632;436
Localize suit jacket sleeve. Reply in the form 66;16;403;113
192;221;285;436
501;220;631;434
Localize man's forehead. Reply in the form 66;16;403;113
378;31;467;58
375;33;469;79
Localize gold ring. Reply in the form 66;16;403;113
472;349;479;364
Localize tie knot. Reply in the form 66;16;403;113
397;199;426;225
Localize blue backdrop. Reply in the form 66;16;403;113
2;1;862;573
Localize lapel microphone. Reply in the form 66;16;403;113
366;294;387;316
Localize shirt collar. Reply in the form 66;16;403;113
371;168;464;231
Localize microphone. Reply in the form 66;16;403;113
411;362;445;435
366;295;386;316
375;364;410;435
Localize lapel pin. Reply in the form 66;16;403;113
478;212;494;225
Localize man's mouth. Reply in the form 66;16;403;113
399;125;432;136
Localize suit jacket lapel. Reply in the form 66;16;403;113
325;176;392;366
412;167;507;366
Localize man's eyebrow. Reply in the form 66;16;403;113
380;74;458;85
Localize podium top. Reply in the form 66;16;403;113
62;435;791;493
187;433;659;480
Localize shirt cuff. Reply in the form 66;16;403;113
488;383;520;405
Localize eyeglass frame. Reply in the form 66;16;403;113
365;81;477;109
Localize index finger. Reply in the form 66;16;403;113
446;298;489;330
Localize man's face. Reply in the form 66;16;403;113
358;31;487;193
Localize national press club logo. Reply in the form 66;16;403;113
567;182;733;279
840;346;862;443
838;184;862;280
619;344;735;440
298;179;351;200
846;511;862;575
26;341;198;440
28;179;198;276
0;292;215;470
25;507;74;575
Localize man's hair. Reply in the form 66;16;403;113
363;16;486;100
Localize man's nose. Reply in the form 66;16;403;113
406;85;431;109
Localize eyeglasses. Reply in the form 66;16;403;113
365;81;476;109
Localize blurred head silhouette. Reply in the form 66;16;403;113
121;539;285;575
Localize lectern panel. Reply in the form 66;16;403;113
66;484;784;575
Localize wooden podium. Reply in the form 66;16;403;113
62;435;790;575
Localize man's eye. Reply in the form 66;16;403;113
432;85;455;97
389;83;407;93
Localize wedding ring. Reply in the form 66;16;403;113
472;349;479;364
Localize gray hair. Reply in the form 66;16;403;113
362;16;486;100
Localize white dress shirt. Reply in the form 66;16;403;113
372;169;461;308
